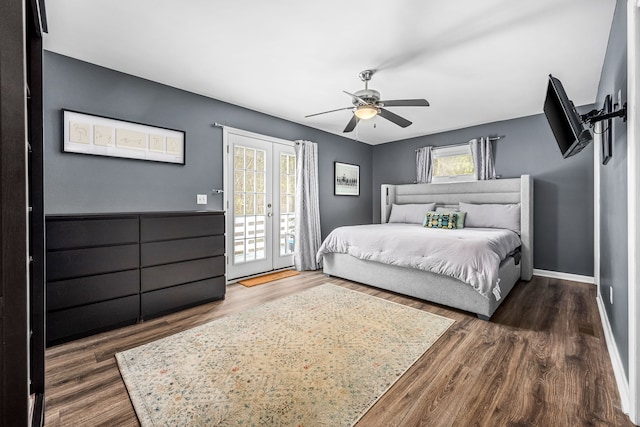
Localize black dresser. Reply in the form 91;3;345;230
45;211;225;345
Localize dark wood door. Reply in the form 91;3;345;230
0;0;47;425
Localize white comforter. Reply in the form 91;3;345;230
316;223;521;299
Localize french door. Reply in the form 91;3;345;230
224;128;296;280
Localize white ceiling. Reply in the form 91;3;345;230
43;0;616;145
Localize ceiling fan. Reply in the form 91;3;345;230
305;69;430;133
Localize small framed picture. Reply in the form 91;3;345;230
334;161;360;196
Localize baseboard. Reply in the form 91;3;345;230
532;269;595;284
597;293;630;415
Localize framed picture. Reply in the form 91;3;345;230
62;109;186;165
601;95;613;165
334;161;360;196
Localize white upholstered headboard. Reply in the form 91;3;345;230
380;175;533;281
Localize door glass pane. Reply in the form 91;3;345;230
246;216;256;239
234;170;244;192
234;240;245;263
280;194;287;211
255;215;266;238
256;194;265;215
233;144;267;264
234;147;244;169
256;150;265;171
234;193;245;216
234;216;245;240
256;237;265;260
245;148;255;170
288;156;296;175
246;239;255;261
288;216;295;236
256;172;265;193
246;193;255;215
287;175;295;195
279;153;296;255
246;171;255;193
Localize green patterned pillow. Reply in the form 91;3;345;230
423;212;458;229
435;207;466;229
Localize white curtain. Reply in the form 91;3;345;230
416;146;433;183
469;137;496;180
294;140;322;270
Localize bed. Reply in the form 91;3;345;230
318;175;533;319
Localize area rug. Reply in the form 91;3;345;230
116;284;454;426
237;269;300;287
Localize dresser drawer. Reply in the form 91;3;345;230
47;244;139;281
140;213;224;242
47;270;140;311
141;276;225;319
47;216;138;250
44;211;226;345
47;295;139;345
140;235;224;267
141;256;224;292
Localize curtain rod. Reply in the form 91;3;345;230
213;122;301;145
415;135;504;152
213;122;277;140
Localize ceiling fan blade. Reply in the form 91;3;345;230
379;99;430;107
343;115;359;133
378;108;412;128
305;106;353;118
343;90;369;105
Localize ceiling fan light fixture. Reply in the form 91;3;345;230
354;105;379;120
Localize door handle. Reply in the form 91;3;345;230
267;212;273;217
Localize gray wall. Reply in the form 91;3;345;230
44;51;605;278
596;0;628;377
43;52;373;239
372;111;595;276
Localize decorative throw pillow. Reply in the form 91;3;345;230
423;212;458;229
388;203;436;224
435;207;466;229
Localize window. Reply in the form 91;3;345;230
431;144;477;183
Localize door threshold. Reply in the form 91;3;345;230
226;266;295;285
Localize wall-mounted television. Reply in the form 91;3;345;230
543;74;592;158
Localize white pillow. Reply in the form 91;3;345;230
459;202;520;233
435;206;458;213
388;203;436;224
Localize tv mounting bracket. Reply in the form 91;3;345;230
581;102;627;125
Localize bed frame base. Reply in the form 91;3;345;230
323;252;521;319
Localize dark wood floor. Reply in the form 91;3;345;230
43;272;633;426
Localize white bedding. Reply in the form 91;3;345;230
316;223;521;299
